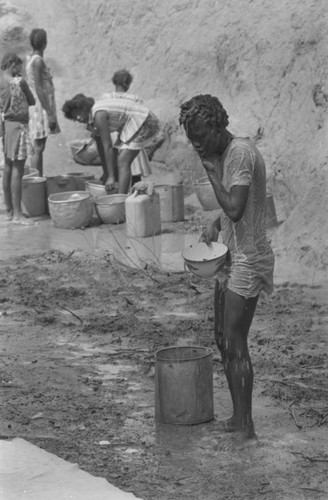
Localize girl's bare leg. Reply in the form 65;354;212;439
214;281;259;438
11;159;25;221
2;158;13;219
117;149;139;194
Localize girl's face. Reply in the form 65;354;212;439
187;117;221;160
11;62;22;77
73;105;90;124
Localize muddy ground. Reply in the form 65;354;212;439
0;225;328;499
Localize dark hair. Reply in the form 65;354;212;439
179;94;229;134
1;52;23;71
29;28;47;50
112;69;133;91
62;94;95;120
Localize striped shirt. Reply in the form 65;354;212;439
91;92;150;144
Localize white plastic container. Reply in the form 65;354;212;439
86;181;107;199
125;190;161;237
155;184;184;222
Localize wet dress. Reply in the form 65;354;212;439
26;54;60;140
219;138;274;298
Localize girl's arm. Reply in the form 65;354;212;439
20;78;35;106
206;168;249;222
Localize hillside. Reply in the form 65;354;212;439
1;0;328;268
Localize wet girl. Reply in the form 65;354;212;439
179;94;274;442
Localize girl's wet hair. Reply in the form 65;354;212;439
112;69;133;91
29;28;47;50
179;94;229;134
1;52;22;71
62;94;95;120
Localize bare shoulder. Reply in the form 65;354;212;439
94;110;109;126
31;55;46;70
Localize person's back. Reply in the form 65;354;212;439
92;91;149;143
26;54;54;97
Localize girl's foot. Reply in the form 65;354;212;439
232;427;258;449
5;210;13;221
12;215;33;225
214;416;237;433
214;417;256;438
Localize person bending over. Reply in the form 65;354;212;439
62;84;160;194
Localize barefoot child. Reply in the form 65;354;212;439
0;53;35;223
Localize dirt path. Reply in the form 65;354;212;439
0;251;328;499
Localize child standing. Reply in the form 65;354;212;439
0;53;35;223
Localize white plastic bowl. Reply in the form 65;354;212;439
95;194;127;224
86;181;107;199
181;242;228;279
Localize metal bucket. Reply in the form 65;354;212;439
155;184;184;222
46;175;79;197
155;346;214;425
67;172;95;190
21;177;47;217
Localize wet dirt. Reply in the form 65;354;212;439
0;228;328;499
0;0;327;496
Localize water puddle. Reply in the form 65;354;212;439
96;363;137;380
0;214;199;273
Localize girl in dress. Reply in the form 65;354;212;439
0;53;35;223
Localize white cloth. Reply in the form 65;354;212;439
0;438;143;500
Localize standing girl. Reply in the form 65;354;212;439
0;53;35;223
26;28;60;177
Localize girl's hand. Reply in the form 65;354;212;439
202;159;217;173
105;176;116;193
48;114;57;131
199;221;220;245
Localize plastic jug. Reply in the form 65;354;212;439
125;190;161;238
155;184;184;222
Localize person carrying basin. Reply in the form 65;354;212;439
179;94;274;444
62;71;161;194
0;53;35;223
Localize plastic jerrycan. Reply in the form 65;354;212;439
125;189;161;238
